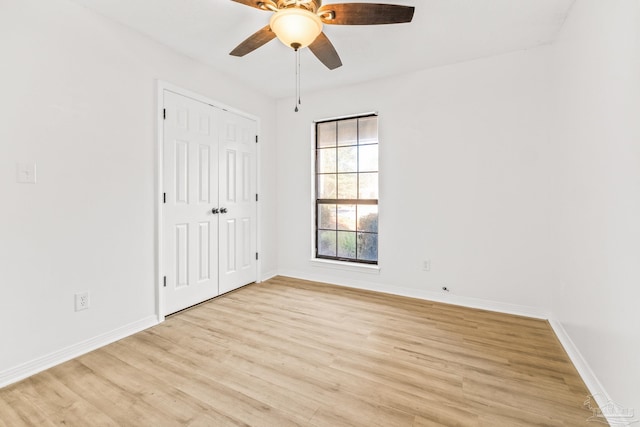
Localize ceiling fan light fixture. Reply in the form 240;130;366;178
269;8;323;50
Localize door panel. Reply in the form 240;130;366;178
198;145;211;204
219;111;257;294
225;218;236;273
163;91;219;314
242;218;251;268
175;140;189;204
175;224;189;287
198;222;211;281
225;149;237;202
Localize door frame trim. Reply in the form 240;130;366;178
155;80;261;321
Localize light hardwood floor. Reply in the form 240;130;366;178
0;276;600;426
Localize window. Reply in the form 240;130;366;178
315;114;378;264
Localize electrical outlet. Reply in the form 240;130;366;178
422;259;431;271
75;291;90;311
17;162;37;184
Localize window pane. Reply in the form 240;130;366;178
318;204;336;230
317;122;336;147
318;174;337;199
357;233;378;261
358;144;378;172
337;205;356;231
337;146;357;173
359;116;378;144
357;205;378;233
318;230;337;256
317;148;336;173
358;173;378;199
338;231;356;258
315;115;378;265
337;173;357;199
338;119;358;146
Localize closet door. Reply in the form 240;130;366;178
218;110;258;294
163;91;219;314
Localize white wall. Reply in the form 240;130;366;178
3;0;637;412
276;47;555;317
551;0;640;412
0;0;277;380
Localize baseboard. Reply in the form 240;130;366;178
0;315;158;389
548;320;612;409
276;270;550;319
259;270;279;283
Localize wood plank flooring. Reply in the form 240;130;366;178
0;276;600;426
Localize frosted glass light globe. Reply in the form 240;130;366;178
270;8;323;49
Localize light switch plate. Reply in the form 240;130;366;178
17;163;36;184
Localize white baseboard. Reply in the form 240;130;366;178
549;319;611;405
0;315;158;389
259;270;279;283
276;270;550;319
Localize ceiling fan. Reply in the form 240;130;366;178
230;0;415;70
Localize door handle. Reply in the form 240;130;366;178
220;208;228;214
211;208;219;214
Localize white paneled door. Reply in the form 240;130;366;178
218;110;257;294
162;90;257;315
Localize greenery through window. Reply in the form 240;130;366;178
315;114;378;264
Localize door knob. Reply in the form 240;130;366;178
220;207;228;214
211;208;219;214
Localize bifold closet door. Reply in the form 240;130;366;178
163;91;219;315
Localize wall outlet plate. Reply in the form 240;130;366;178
75;292;90;311
17;163;37;184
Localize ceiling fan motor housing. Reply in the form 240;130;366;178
275;0;323;12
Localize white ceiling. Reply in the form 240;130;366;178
71;0;575;99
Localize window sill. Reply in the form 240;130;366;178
309;258;381;274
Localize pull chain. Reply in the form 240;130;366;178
297;47;302;108
293;47;301;112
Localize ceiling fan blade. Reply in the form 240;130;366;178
230;0;270;11
309;32;342;70
230;25;276;57
319;3;415;25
